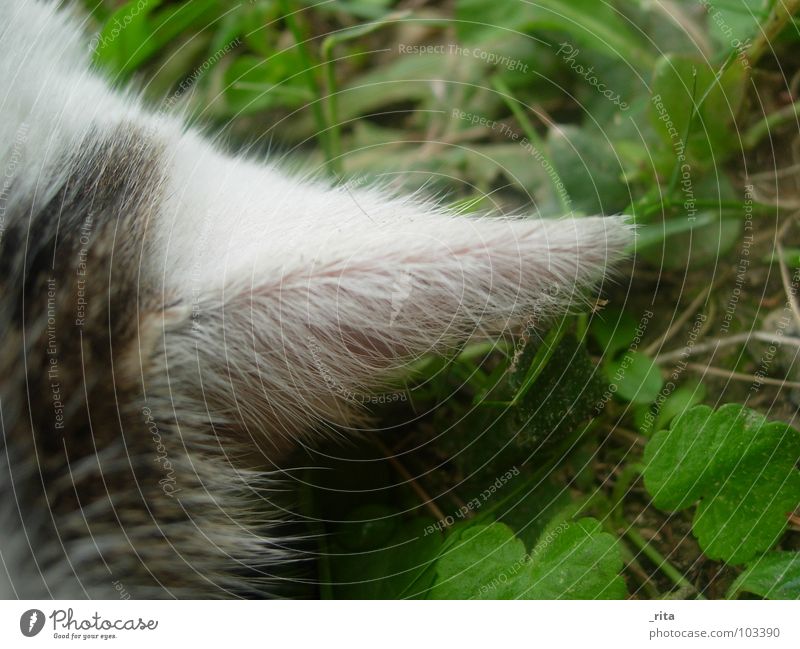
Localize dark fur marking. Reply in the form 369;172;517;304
1;122;299;598
0;127;172;595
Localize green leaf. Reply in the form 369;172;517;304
302;0;395;20
548;125;631;215
512;333;606;450
223;53;311;115
455;0;652;65
638;211;743;270
643;404;800;564
337;52;481;123
507;323;569;403
606;351;663;404
331;515;444;599
323;10;410;52
638;380;707;436
633;211;718;250
454;0;532;43
590;308;640;357
428;523;529;599
636;175;743;270
146;0;225;59
728;552;800;600
93;0;162;75
499;478;574;551
454;331;603;484
649;54;747;167
526;0;654;67
644;405;717;509
706;0;769;52
527;518;627;599
93;0;226;77
239;4;281;58
427;520;627;599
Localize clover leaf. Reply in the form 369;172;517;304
727;552;800;600
643;404;800;564
607;351;663;405
427;519;626;599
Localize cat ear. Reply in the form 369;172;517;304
158;205;631;450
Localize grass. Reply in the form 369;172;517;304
85;0;800;599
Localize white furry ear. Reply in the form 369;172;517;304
157;175;631;449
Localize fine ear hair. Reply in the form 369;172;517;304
156;183;632;450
